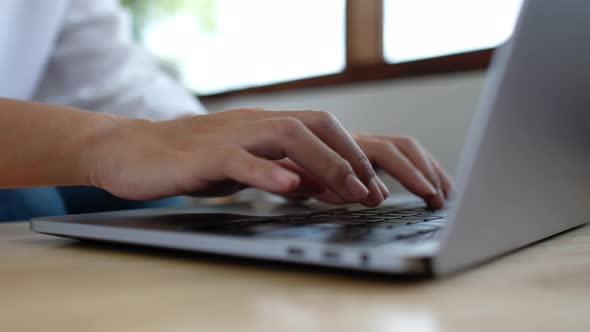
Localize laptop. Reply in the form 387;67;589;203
31;0;590;276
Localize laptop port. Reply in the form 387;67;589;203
360;253;370;267
286;247;305;258
323;250;340;261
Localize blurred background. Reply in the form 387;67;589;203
120;0;523;195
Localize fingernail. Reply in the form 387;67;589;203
438;189;446;203
376;177;390;198
365;177;384;206
345;174;369;200
421;175;438;196
273;169;300;190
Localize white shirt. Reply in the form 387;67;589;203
0;0;206;120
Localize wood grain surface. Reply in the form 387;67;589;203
1;221;589;332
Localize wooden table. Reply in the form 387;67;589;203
2;220;589;332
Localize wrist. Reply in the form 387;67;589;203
75;112;141;188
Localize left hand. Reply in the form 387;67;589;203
280;133;453;209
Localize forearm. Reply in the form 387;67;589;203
0;98;115;188
0;100;451;208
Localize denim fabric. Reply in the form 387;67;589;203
0;187;66;221
57;186;183;214
0;186;183;222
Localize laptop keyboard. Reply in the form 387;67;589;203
184;207;448;246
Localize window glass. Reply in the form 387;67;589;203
383;0;524;63
122;0;346;94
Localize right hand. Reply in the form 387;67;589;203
85;109;428;207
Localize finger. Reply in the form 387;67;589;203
357;138;440;208
313;189;348;205
223;109;382;203
274;160;349;205
280;111;376;181
236;118;370;203
390;137;441;189
275;158;325;196
389;136;445;208
361;175;385;207
279;111;384;201
376;176;390;198
428;156;454;199
218;147;301;194
372;134;451;206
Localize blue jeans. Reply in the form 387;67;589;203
0;186;183;222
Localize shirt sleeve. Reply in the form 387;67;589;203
33;0;207;120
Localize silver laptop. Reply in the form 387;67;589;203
31;0;590;276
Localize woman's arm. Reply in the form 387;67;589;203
0;98;450;208
0;98;121;188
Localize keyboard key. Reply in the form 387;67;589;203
400;220;428;225
405;208;433;212
373;213;404;218
331;215;364;220
368;224;406;233
391;212;419;216
184;206;448;246
307;216;346;222
372;207;403;213
328;218;384;226
321;209;350;215
353;216;388;221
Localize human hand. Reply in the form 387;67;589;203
281;133;453;209
355;133;453;208
86;109;387;207
87;109;452;209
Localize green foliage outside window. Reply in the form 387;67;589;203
120;0;218;40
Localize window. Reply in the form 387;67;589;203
383;0;524;63
121;0;346;95
121;0;525;97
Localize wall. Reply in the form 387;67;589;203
202;70;488;192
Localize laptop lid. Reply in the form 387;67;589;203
434;0;590;274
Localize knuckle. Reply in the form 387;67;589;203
272;117;305;138
395;135;419;150
217;145;242;168
354;151;375;178
355;151;370;166
310;111;340;131
377;139;399;155
242;156;260;176
351;132;364;141
332;159;354;180
220;145;241;156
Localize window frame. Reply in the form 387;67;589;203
199;0;495;101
